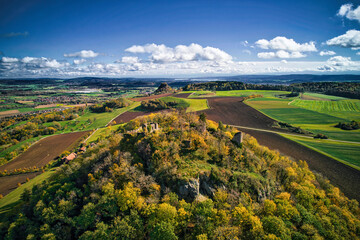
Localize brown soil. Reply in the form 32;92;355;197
0;131;89;172
113;110;166;124
0;110;20;117
198;97;360;201
199;97;276;130
174;93;192;98
0;172;41;196
132;93;174;102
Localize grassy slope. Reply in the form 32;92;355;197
86;125;121;143
0;169;55;212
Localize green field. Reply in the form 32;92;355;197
290;99;360;121
282;134;360;170
183;98;209;112
48;102;141;132
137;96;209;113
86;125;121;143
215;90;291;98
302;92;348;100
233;90;360;170
181;90;291;98
260;108;346;124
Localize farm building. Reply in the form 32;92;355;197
63;153;77;164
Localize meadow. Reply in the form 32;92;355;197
181;90;291;98
282;134;360;170
301;92;348;100
290;99;360;121
161;96;209;112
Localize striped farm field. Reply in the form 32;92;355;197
282;134;360;170
215;90;291;98
302;92;348;101
290;99;360;120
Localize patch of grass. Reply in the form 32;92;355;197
58;102;140;132
86;125;121;143
290;99;360;121
161;96;190;109
215;90;291;98
0;170;55;212
295;124;360;142
247;100;296;109
183;99;209;112
282;134;360;170
260;108;346;124
302;92;348;100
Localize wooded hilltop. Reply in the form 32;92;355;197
0;111;359;239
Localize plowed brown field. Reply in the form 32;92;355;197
198;97;360;201
113;110;167;124
0;131;89;172
0;172;41;196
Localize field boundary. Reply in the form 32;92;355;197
280;134;360;171
229;124;360;145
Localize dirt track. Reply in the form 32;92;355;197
0;131;89;172
198;97;360;201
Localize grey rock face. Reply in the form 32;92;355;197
179;178;200;200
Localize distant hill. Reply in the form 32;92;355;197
2;74;360;86
154;82;173;94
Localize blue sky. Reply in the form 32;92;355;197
1;0;360;77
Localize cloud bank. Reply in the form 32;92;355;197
125;43;233;62
2;42;360;78
338;4;360;23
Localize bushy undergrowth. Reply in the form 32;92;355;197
1;111;359;239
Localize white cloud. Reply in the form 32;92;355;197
326;30;360;48
73;59;86;65
281;60;288;64
337;4;360;23
319;50;336;56
327;56;352;66
318;56;360;71
125;43;232;62
21;57;36;63
121;56;139;64
255;36;317;52
357;52;360;55
257;50;306;59
64;50;99;58
1;57;18;62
